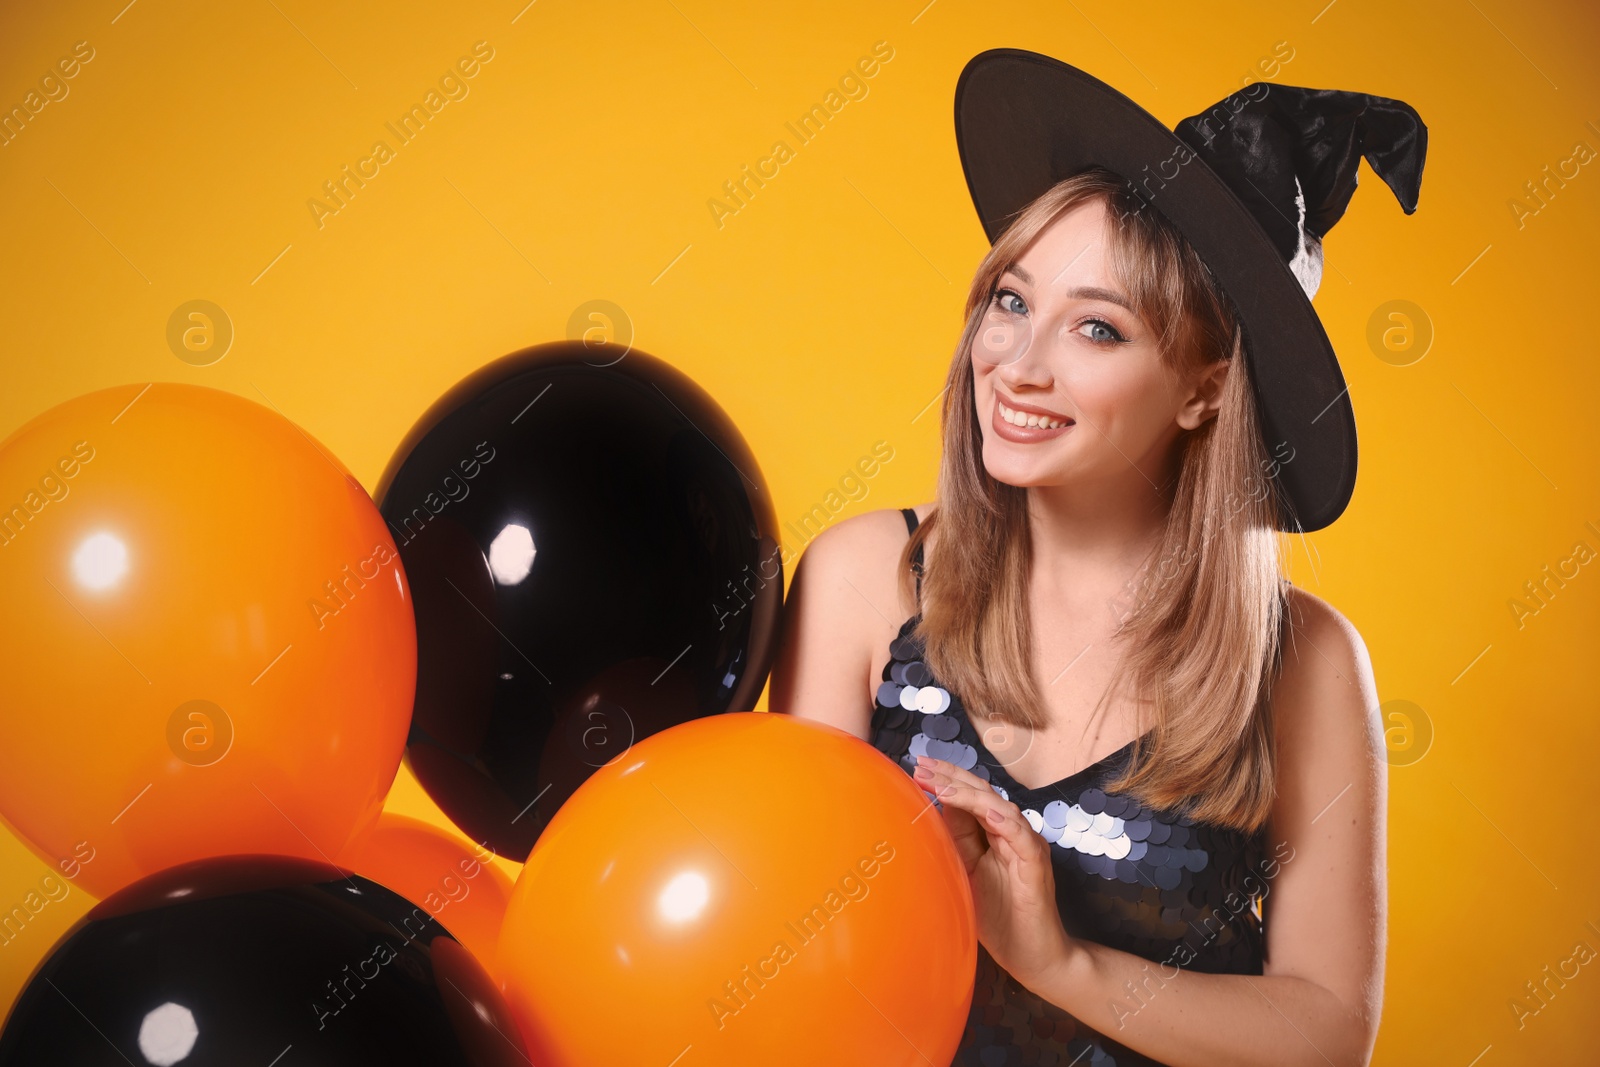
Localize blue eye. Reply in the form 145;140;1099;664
993;288;1027;316
1076;318;1127;346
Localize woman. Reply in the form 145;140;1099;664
769;50;1426;1067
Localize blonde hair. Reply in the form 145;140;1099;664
902;168;1290;832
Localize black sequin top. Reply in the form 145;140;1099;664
869;508;1270;1067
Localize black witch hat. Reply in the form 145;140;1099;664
954;49;1427;532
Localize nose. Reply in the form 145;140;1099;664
994;323;1057;388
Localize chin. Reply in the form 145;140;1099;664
979;436;1069;488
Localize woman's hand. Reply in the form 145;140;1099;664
912;754;1074;991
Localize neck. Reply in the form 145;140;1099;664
1024;473;1173;590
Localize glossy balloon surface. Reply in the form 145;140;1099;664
0;855;530;1064
337;812;514;967
0;384;415;899
496;712;976;1066
376;343;781;861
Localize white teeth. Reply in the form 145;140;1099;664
998;400;1069;430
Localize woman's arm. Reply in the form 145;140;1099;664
766;510;911;737
917;588;1387;1067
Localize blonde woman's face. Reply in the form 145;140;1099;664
970;199;1219;497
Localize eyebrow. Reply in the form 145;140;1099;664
1066;285;1134;311
999;266;1134;312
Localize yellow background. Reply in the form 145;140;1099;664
1;0;1597;1062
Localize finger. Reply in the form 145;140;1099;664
914;757;1010;824
935;792;991;872
917;779;986;860
913;762;989;868
917;754;999;797
915;759;1047;867
981;803;1051;871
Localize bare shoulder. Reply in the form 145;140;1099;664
797;504;928;621
1280;584;1375;691
1273;583;1381;756
766;504;932;729
1261;594;1387;1042
803;504;916;559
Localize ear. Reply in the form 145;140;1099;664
1175;359;1230;431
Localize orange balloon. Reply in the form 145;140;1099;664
497;712;975;1066
338;812;514;966
0;384;415;898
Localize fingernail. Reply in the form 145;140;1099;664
986;808;1004;823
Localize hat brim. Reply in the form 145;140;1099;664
954;48;1355;533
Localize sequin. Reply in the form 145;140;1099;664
867;607;1268;1067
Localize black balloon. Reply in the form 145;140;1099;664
375;342;782;861
0;855;530;1065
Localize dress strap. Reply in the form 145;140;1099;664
899;507;925;601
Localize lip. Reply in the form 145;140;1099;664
991;392;1074;444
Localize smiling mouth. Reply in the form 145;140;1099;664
996;398;1073;430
